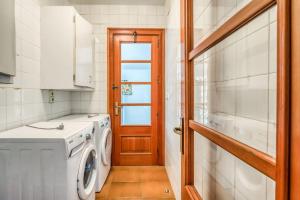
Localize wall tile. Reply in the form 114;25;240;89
235;159;267;200
247;26;269;76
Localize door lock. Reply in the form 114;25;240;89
114;102;122;116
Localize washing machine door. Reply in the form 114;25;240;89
77;143;97;199
101;127;112;166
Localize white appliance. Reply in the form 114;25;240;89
51;114;112;192
0;121;97;200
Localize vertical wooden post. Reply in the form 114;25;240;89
276;0;291;199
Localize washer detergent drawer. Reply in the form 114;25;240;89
66;134;85;158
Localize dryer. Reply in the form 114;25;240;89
51;114;112;192
0;121;97;200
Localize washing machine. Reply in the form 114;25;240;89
51;114;112;192
0;121;97;200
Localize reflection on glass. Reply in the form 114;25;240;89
121;84;151;103
121;43;151;60
122;106;151;125
193;6;277;157
194;133;275;200
193;0;252;47
122;63;151;82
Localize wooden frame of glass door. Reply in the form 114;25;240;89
180;0;292;199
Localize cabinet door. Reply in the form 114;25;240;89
0;0;15;76
74;13;94;88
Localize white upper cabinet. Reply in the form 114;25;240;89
41;6;94;91
0;0;16;79
75;13;94;88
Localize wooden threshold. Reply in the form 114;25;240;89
189;120;276;180
188;0;276;60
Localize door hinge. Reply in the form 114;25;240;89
73;15;76;23
73;74;76;81
157;112;159;117
158;39;160;48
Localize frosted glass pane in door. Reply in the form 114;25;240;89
194;133;275;200
193;6;277;157
121;43;151;60
121;84;151;103
121;106;151;125
193;0;252;47
121;63;151;82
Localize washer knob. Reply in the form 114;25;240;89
86;133;92;140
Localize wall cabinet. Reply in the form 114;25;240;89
0;0;16;82
41;6;94;91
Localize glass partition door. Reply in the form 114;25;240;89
180;0;290;199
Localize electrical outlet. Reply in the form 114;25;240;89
49;90;55;104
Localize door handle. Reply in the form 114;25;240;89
173;127;182;135
174;117;184;154
114;102;122;116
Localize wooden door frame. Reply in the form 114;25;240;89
107;28;165;166
290;0;300;198
180;0;292;199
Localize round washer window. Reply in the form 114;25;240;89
84;150;96;188
77;144;97;200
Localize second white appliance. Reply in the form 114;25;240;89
51;114;112;192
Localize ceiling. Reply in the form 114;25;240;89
40;0;166;5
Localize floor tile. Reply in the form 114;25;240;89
108;182;142;199
141;181;175;199
96;166;175;200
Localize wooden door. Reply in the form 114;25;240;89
108;29;164;166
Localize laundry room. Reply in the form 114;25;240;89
0;0;299;199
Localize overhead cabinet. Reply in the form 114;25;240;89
0;0;16;83
41;6;94;90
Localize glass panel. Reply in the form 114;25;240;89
121;84;151;103
193;6;277;157
194;133;276;200
121;63;151;82
121;106;151;125
193;0;252;47
121;43;151;60
84;150;96;188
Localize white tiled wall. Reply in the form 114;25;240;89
0;0;72;132
71;4;166;114
164;0;181;199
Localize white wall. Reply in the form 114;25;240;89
164;0;182;199
71;4;166;113
0;0;72;132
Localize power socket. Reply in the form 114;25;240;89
49;90;55;104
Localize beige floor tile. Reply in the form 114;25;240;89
141;181;175;199
108;182;142;199
140;167;169;182
111;168;141;183
96;166;175;200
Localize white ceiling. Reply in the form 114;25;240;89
40;0;166;5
